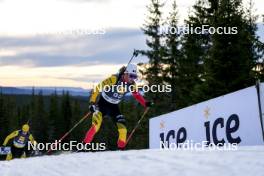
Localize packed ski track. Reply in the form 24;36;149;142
0;146;264;176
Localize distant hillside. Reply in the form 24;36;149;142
0;86;90;97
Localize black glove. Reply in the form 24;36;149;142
89;104;98;113
145;101;154;107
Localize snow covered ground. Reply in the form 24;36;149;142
0;146;264;176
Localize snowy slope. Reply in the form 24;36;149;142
0;146;264;176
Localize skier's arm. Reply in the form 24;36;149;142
29;134;37;145
132;91;147;108
131;83;153;108
90;75;117;103
3;131;19;146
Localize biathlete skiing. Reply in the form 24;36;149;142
2;124;37;160
83;63;152;149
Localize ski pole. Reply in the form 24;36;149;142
47;112;91;155
125;107;150;147
127;49;139;66
118;50;139;78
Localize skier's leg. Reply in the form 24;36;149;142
6;145;19;160
6;145;16;160
110;104;127;149
116;115;127;149
21;147;27;158
21;152;26;158
83;111;103;143
6;153;12;161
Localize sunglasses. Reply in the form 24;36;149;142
129;74;138;79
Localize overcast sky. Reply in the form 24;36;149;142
0;0;263;89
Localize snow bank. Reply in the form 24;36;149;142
1;146;264;176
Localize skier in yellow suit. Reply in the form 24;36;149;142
83;64;152;149
3;124;37;160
